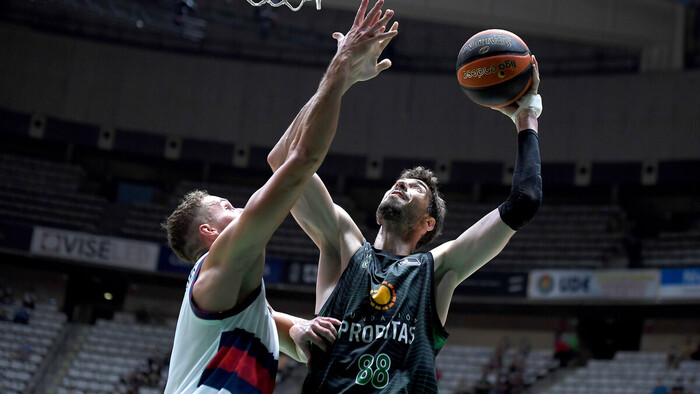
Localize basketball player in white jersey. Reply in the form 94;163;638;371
162;1;399;392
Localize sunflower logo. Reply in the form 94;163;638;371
538;274;554;294
370;281;396;310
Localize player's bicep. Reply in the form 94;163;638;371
435;209;515;283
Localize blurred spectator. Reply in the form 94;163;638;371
492;374;509;394
667;345;682;369
13;306;30;324
22;290;36;309
692;339;700;361
488;336;510;372
1;285;13;304
654;376;669;394
518;337;532;358
554;331;573;368
472;365;493;394
0;307;7;321
670;377;685;394
11;339;33;361
682;336;696;361
120;351;169;393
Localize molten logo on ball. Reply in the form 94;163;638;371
462;59;517;79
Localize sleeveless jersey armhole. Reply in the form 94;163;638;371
187;256;263;321
427;252;450;352
317;240;370;316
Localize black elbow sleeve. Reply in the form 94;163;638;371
498;181;542;230
498;129;542;230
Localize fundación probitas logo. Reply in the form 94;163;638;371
370;281;396;311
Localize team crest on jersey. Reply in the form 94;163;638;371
397;257;421;267
370;281;396;310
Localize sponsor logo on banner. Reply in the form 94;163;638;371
537;274;554;294
659;268;700;299
529;270;594;299
30;226;159;271
596;270;659;299
528;270;658;300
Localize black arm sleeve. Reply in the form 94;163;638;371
498;129;542;230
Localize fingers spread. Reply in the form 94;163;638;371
361;0;385;30
372;9;394;33
353;0;369;27
380;22;399;46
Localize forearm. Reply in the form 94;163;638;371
283;57;350;169
268;103;311;171
272;310;305;362
498;129;542;230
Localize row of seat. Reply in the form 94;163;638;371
57;317;174;394
544;351;700;394
435;344;558;393
0;302;67;394
3;152;698;270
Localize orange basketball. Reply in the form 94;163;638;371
456;29;533;108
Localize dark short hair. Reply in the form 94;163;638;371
398;166;447;249
162;190;211;263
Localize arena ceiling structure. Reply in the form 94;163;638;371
3;0;697;75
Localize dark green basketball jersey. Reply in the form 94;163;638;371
302;241;449;393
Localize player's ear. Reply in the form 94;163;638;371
424;215;435;232
200;223;218;237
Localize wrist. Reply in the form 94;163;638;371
510;93;542;128
327;53;352;84
515;110;537;132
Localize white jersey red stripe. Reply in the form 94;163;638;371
165;253;279;394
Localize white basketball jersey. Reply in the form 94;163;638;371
165;253;279;394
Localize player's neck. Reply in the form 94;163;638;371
373;226;418;256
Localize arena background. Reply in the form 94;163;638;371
1;0;700;393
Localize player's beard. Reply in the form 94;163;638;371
376;199;421;234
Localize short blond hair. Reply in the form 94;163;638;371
162;190;211;263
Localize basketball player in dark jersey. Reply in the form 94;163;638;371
269;49;543;393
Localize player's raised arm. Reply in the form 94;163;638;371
433;57;542;322
267;0;398;306
192;0;398;313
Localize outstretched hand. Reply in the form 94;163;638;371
494;55;541;121
289;316;341;364
332;0;398;91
